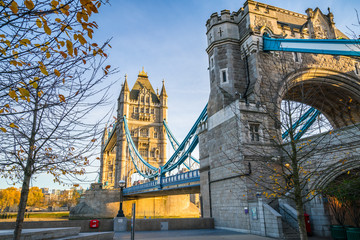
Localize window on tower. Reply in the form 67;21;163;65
154;131;158;138
220;68;228;84
249;123;260;142
151;108;154;114
146;97;149;103
139;149;147;158
141;96;144;103
140;128;148;137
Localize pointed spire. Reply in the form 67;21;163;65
160;79;167;97
138;67;148;77
123;74;129;91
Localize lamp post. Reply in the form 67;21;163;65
117;180;126;217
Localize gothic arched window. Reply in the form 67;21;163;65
140;128;148;137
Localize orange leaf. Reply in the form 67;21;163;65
9;1;18;14
54;69;61;77
59;51;67;58
59;94;65;102
43;23;52;35
0;127;6;133
36;19;42;28
24;0;34;10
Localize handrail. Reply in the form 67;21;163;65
279;204;299;232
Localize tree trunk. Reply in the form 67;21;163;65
13;171;32;240
14;94;38;240
294;190;308;240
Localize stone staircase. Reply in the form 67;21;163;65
0;227;114;240
282;220;300;240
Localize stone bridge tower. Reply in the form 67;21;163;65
198;0;360;237
100;68;168;189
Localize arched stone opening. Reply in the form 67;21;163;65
320;168;360;227
280;68;360;129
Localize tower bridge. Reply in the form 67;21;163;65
71;1;360;238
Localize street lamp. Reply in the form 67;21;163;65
117;180;126;217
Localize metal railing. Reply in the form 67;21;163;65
279;204;299;232
123;169;200;195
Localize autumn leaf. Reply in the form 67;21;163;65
51;0;59;7
77;34;87;45
38;62;49;75
54;69;61;77
18;88;30;97
24;0;34;10
66;40;73;56
36;19;42;28
43;23;52;35
59;94;65;102
9;123;19;129
91;138;96;142
9;1;18;14
9;89;18;101
59;51;67;59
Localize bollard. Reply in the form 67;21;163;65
131;203;136;240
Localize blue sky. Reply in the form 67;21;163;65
1;0;359;190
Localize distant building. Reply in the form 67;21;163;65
100;68;168;188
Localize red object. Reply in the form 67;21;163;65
304;213;312;236
90;219;99;228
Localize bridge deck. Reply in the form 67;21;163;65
123;170;200;198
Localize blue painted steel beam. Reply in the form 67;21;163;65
282;107;315;139
163;120;200;165
263;35;360;57
294;110;321;140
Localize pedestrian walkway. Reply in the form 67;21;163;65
113;229;332;240
114;229;275;240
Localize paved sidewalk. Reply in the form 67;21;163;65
114;229;275;240
113;229;332;240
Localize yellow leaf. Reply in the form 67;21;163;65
9;89;17;99
20;39;31;46
55;18;61;23
46;51;50;58
9;1;18;14
66;40;73;56
51;0;58;7
38;62;48;75
18;88;30;97
77;34;87;45
59;94;65;102
91;138;96;142
36;19;42;28
9;123;19;129
43;23;51;35
0;127;6;133
24;0;34;10
54;69;61;77
29;80;38;89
